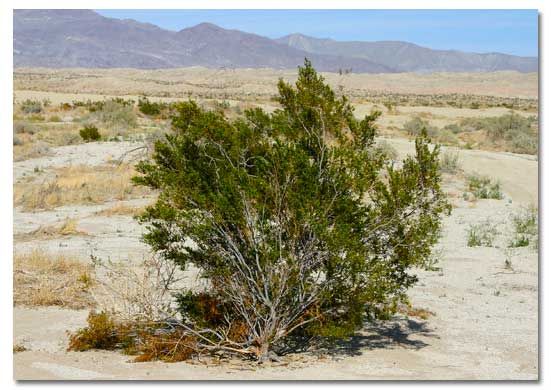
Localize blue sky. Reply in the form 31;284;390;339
96;9;538;57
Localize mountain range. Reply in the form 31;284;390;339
14;9;538;73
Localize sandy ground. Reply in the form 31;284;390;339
12;138;538;380
14;67;538;99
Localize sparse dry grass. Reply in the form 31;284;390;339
14;218;87;241
398;305;435;320
14;163;151;211
13;250;95;309
95;203;147;217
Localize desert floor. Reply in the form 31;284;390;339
13;139;538;380
13;68;539;380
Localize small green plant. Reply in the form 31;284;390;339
466;174;503;199
466;220;499;247
79;125;101;142
509;205;538;248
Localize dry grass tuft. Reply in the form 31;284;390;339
14;163;151;211
15;218;86;241
398;304;435;320
67;311;198;362
95;203;147;217
13;344;28;353
13;250;96;309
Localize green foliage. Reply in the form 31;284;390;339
460;113;538;154
79;125;101;142
509;205;538;248
133;60;450;359
20;99;43;114
467;220;499;247
138;97;166;116
466;174;503;199
403;116;438;137
93;100;137;128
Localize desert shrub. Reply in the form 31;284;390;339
68;311;123;351
68;311;197;362
13;141;52;161
92;100;137;129
403;116;438;138
138;97;163;116
460;113;538;154
125;60;450;361
20;99;43;114
466;174;503;199
439;151;460;174
79;125;101;142
466;220;499;247
49;115;62;122
509;205;538;248
437;129;459;146
442;123;462;134
13;121;39;135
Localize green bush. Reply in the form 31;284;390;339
79;125;101;142
20;99;43;114
132;60;451;361
509;205;538;248
459;113;538;154
403;117;438;138
138;97;163;116
86;100;137;129
466;174;503;199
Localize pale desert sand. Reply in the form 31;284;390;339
14;67;538;99
13;139;538;380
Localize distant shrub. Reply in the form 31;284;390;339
20;99;43;114
80;125;101;142
439;151;460;174
94;100;137;128
437;129;459;146
403;117;438;138
138;97;162;116
49;115;62;122
467;174;503;199
13;121;39;135
442;123;462;134
460;113;538;154
467;220;499;247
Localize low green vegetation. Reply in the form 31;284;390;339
459;113;538;154
79;125;101;142
466;174;503;200
467;220;499;247
509;205;538;248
